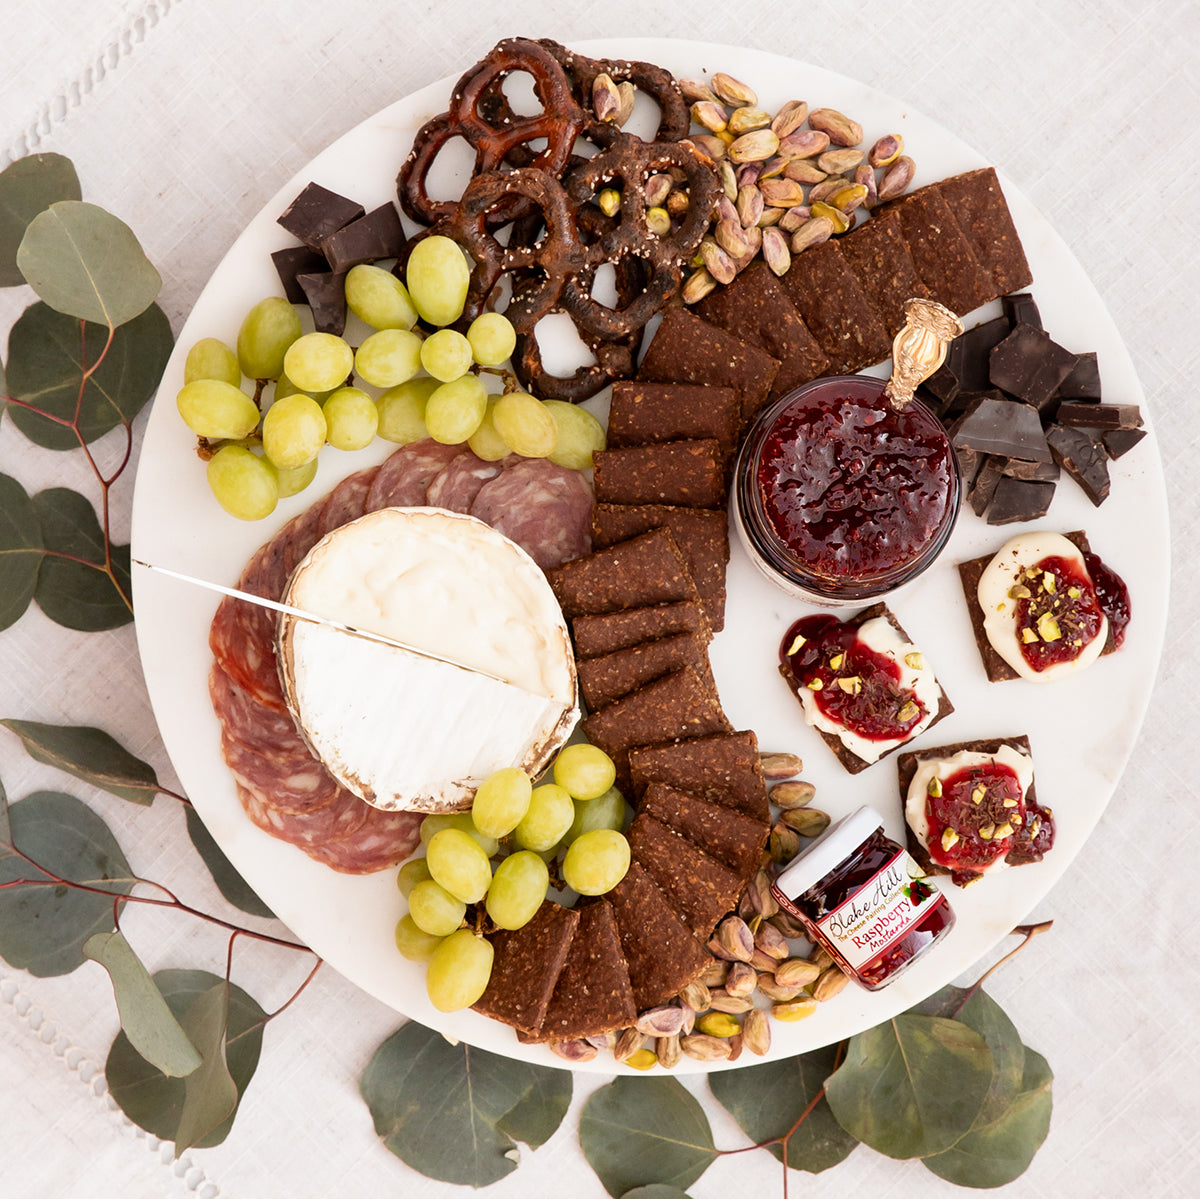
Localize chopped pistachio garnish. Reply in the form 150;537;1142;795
1008;584;1032;600
1002;797;1019;807
835;676;861;695
828;652;845;670
971;783;987;805
927;776;943;798
1020;626;1039;644
1037;611;1062;641
1010;812;1024;825
978;822;996;841
786;633;806;656
941;827;960;852
994;821;1014;839
806;677;824;691
1043;572;1057;594
904;651;925;670
1029;817;1041;837
1067;585;1082;599
896;701;920;722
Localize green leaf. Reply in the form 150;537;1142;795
185;805;274;919
622;1189;694;1199
0;154;82;287
361;1022;572;1187
0;778;11;849
2;719;158;805
32;488;132;629
15;200;161;327
174;982;239;1155
0;790;133;975
923;1047;1053;1187
825;1015;993;1159
106;969;266;1149
5;300;173;450
708;1045;858;1174
83;930;201;1077
0;473;43;631
579;1077;717;1198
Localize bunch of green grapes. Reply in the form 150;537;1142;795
392;743;631;1013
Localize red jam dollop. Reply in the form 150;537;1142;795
754;379;956;583
779;613;926;742
1014;554;1105;671
1083;550;1131;649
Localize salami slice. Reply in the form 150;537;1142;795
306;805;423;873
282;498;331;578
318;465;379;537
221;726;341;814
209;663;298;757
235;780;371;847
426;450;511;513
470;457;593;569
364;439;466;511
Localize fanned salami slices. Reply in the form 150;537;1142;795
426;450;511;512
318;465;378;535
364;438;466;510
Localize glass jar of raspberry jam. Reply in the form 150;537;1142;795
770;805;954;991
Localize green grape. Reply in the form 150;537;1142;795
377;377;438;444
553;743;617;801
420;328;474;383
492;391;557;458
261;393;326;469
485;851;549;931
394;915;443;962
562;828;631;896
471;767;532;839
274;373;336;404
512;783;575;853
425;375;487;445
184;337;241;387
283;331;354;393
275;457;318;498
408;878;468;937
544;400;606;470
425;929;494;1012
345;263;418;330
419;812;499;857
426;828;492;904
405;235;470;327
565;785;630;844
467;312;516;367
176;379;260;440
237;296;302;380
355;328;423;388
396;857;433;898
467;399;511;462
322;386;379;451
206;445;278;521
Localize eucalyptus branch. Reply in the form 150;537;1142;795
951;920;1054;1016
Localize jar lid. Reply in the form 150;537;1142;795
772;805;885;900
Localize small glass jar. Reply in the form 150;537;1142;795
732;375;960;606
770;805;954;991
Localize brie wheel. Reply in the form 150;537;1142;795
278;507;578;813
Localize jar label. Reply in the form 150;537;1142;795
814;849;942;972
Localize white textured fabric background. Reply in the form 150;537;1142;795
2;1;1198;1196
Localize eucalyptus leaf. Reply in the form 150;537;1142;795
0;789;133;976
16;200;161;327
2;719;157;805
32;488;132;629
579;1076;717;1198
0;154;82;287
106;969;266;1149
0;778;11;850
923;1047;1053;1187
5;300;173;449
708;1045;857;1173
0;473;43;631
824;1015;993;1159
361;1022;572;1187
174;982;239;1155
83;930;201;1077
622;1188;694;1199
185;805;274;919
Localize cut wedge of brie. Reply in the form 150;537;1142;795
278;507;578;813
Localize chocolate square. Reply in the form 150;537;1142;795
1046;424;1110;506
952;316;1013;394
1055;402;1142;431
277;182;364;251
572;601;712;659
969;456;1005;517
1055;352;1102;402
297;270;348;336
951;396;1053;462
272;245;330;304
593;440;725;509
936;168;1032;296
839;208;930;338
989;324;1079;410
1101;427;1147;460
1002;292;1042;331
985;477;1056;524
319;202;406;272
607;381;740;459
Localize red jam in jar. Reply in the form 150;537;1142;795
770;805;954;990
734;375;960;603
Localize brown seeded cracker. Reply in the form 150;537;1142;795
605;860;710;1009
577;631;713;712
607;381;740;460
839;208;930;338
936;168;1032;296
628;814;744;939
592;504;729;632
636;307;780;429
593;440;725;509
521;901;636;1043
694;260;829;397
778;239;892;374
472;901;579;1035
638;782;767;879
572;601;711;659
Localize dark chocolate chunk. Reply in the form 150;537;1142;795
951;396;1052;462
969;456;1005;517
320;203;406;273
936;168;1032;296
989;324;1079;410
1002;291;1042;330
952;316;1013;393
277;182;364;251
985;477;1056;524
1055;352;1102;401
271;245;330;304
954;446;984;491
922;363;960;407
1046;424;1110;506
1055;401;1142;430
297;271;348;336
1101;427;1147;460
997;455;1060;482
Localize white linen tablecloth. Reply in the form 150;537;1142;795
3;2;1199;1195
